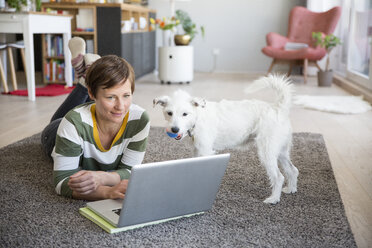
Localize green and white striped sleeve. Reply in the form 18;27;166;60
52;116;83;198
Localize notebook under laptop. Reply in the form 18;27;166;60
86;153;230;231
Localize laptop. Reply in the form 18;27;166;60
86;153;230;230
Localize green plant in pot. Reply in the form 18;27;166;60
175;9;205;46
5;0;28;11
312;32;341;87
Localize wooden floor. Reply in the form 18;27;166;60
1;72;371;248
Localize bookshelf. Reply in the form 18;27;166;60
42;34;66;83
41;2;156;84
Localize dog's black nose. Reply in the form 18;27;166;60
171;127;179;133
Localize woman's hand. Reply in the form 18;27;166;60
68;170;103;195
68;170;125;200
107;180;129;199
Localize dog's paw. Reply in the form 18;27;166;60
263;196;280;204
282;186;297;194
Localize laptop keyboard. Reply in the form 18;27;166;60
112;208;121;216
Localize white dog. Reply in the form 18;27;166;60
153;74;299;204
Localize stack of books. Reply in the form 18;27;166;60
44;60;65;82
44;34;64;57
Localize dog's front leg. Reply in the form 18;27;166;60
193;139;215;157
193;147;215;157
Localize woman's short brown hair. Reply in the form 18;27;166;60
85;55;135;98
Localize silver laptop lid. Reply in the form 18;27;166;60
118;153;230;227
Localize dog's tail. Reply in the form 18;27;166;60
244;74;293;112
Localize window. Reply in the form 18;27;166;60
335;0;372;90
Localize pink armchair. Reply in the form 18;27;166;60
262;6;341;83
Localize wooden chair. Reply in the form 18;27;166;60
7;40;27;91
0;43;9;93
0;41;27;93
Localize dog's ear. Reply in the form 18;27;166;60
153;96;170;108
191;97;206;108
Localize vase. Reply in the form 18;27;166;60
162;30;174;47
317;70;333;87
174;34;191;46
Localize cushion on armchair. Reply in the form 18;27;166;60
262;46;326;60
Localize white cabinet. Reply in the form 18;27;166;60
158;46;193;84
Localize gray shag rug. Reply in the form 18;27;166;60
0;127;356;247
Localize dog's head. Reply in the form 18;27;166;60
153;90;206;140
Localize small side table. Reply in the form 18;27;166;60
0;12;72;101
158;46;193;84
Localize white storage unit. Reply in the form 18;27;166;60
158;46;193;84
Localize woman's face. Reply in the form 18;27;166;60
89;80;132;125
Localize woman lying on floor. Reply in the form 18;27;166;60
41;37;150;200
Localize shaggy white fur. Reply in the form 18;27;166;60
294;95;371;114
153;75;299;204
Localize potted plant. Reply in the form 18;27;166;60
5;0;28;11
312;32;341;87
174;9;204;46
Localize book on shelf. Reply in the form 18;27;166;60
44;34;66;83
86;39;94;54
44;34;64;57
44;59;65;82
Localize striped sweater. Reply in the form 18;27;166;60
52;102;150;197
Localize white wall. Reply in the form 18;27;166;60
149;0;305;73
